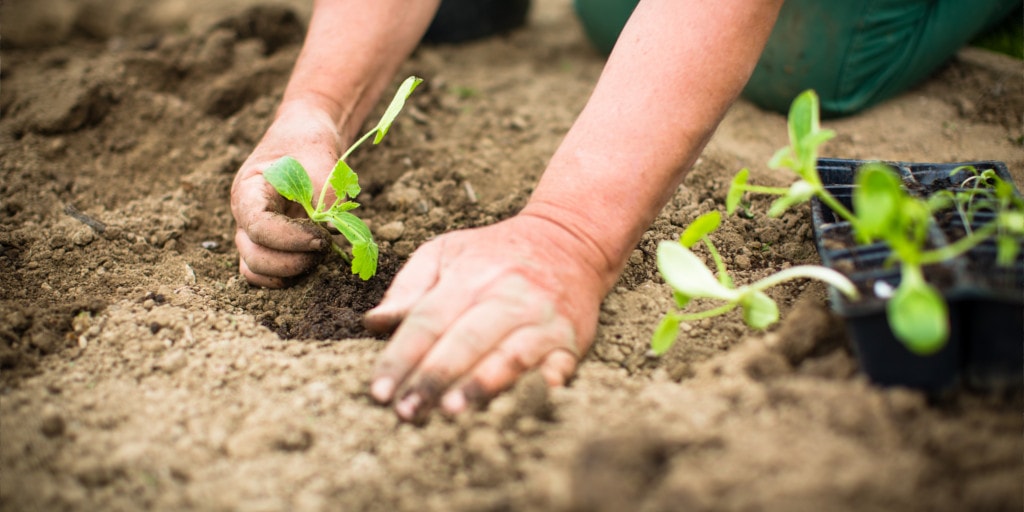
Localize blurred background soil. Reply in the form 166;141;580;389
1;1;1022;511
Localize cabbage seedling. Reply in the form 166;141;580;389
263;76;423;280
720;90;1024;355
651;211;858;356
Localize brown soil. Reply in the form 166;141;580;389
2;1;1023;511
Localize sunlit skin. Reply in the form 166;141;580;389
230;0;785;421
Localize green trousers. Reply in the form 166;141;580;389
574;0;1019;117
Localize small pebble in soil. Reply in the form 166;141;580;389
376;221;405;242
40;408;66;438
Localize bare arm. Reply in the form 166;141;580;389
367;0;785;421
279;0;441;141
523;0;785;291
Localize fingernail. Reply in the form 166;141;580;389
395;392;422;421
309;238;324;251
370;378;395;403
441;389;466;415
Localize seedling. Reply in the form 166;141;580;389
651;211;858;355
262;76;423;280
932;166;1024;265
718;90;1024;355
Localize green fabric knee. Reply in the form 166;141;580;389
573;0;1020;117
746;0;1020;117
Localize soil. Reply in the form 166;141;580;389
2;1;1023;511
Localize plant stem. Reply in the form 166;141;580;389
919;221;998;265
703;238;731;286
330;242;351;263
675;303;738;322
815;190;860;229
742;184;791;196
748;264;859;299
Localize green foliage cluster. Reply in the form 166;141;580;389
263;76;423;280
653;90;1024;356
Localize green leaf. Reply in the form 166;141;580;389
887;275;948;355
351;241;379;281
787;90;818;151
926;190;955;212
853;163;902;241
650;314;682;356
263;156;314;212
996;235;1020;266
328;159;361;200
726;169;750;215
657;242;739;302
373;76;423;144
739;290;779;330
1000;211;1024;235
680;211;721;248
328;211;378;280
767;146;796;171
329;201;360;214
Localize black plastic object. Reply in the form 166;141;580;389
809;158;1023;392
423;0;531;43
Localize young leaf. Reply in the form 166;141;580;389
657;241;739;302
767;146;797;172
328;211;378;280
726;169;750;215
888;277;948;355
351;241;379;281
328;158;362;200
329;201;361;215
853;163;902;240
787;90;818;153
680;211;721;248
373;76;423;144
263;156;314;213
997;235;1020;266
739;290;779;330
651;314;682;356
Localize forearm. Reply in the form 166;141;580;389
522;0;784;288
279;0;440;142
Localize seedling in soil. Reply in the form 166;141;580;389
263;76;422;280
651;211;858;356
722;90;1024;355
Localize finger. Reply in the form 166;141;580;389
370;261;501;405
363;240;445;334
393;280;551;420
238;256;290;289
245;210;330;253
440;320;577;416
235;229;324;279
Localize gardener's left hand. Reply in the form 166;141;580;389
364;212;613;422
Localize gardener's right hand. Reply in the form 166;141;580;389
231;100;342;288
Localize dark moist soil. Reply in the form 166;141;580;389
2;1;1024;511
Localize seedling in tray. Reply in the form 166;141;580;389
262;76;422;280
720;90;1024;355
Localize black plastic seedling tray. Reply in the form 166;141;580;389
810;158;1023;392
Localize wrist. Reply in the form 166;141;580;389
517;201;629;294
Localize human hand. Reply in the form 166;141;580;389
364;213;614;422
231;101;343;288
